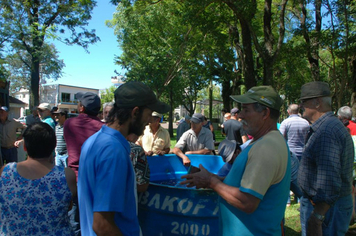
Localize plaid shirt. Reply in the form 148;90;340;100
298;112;354;205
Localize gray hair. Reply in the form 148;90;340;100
287;104;299;114
103;102;114;110
337;106;352;120
252;103;280;120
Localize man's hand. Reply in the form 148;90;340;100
307;214;323;236
14;139;23;148
145;151;153;156
180;164;213;189
156;150;165;155
182;156;191;166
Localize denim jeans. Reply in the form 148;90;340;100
55;153;68;168
69;195;81;236
1;147;18;164
300;195;353;236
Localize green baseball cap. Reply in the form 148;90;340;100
114;81;170;113
230;86;283;111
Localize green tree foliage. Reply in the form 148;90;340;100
0;0;100;108
7;43;65;93
100;85;116;104
110;0;356;115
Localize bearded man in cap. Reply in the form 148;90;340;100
181;86;290;235
78;81;170;236
136;111;170;156
298;81;354;236
63;92;103;235
173;113;214;166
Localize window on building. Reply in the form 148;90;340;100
61;93;71;102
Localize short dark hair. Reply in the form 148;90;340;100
23;122;56;159
253;103;280;121
106;105;147;126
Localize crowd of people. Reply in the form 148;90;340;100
0;80;355;236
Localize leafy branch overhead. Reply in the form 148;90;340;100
0;0;100;107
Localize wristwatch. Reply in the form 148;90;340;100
312;211;325;222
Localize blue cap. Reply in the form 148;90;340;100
0;106;8;112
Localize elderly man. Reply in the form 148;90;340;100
0;106;25;165
63;92;103;235
38;103;56;129
102;102;114;123
338;106;356;135
222;108;248;144
25;106;41;125
279;104;309;161
176;115;191;141
173;113;215;166
298;81;354;236
137;111;170;155
78;81;170;235
181;86;290;235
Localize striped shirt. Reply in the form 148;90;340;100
55;124;67;155
298;112;354;205
279;114;309;159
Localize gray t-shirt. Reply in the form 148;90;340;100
175;128;214;152
222;119;247;144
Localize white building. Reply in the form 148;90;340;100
40;84;99;114
13;84;99;115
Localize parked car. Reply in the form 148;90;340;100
67;113;79;119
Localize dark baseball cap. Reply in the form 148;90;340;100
76;92;101;115
190;113;204;124
230;86;283;111
230;108;239;115
114;81;170;113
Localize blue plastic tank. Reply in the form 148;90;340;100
138;154;225;236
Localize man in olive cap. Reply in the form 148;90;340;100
181;86;290;236
78;81;170;236
298;81;354;236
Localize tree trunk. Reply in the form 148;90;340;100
209;79;213;120
221;78;232;111
300;0;321;81
169;87;173;137
262;0;274;86
240;18;256;90
30;61;40;108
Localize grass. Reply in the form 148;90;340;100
284;201;302;235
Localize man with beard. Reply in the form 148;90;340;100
78;81;170;236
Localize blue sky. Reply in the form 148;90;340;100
47;2;123;90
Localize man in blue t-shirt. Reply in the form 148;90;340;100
181;86;290;236
78;82;170;236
